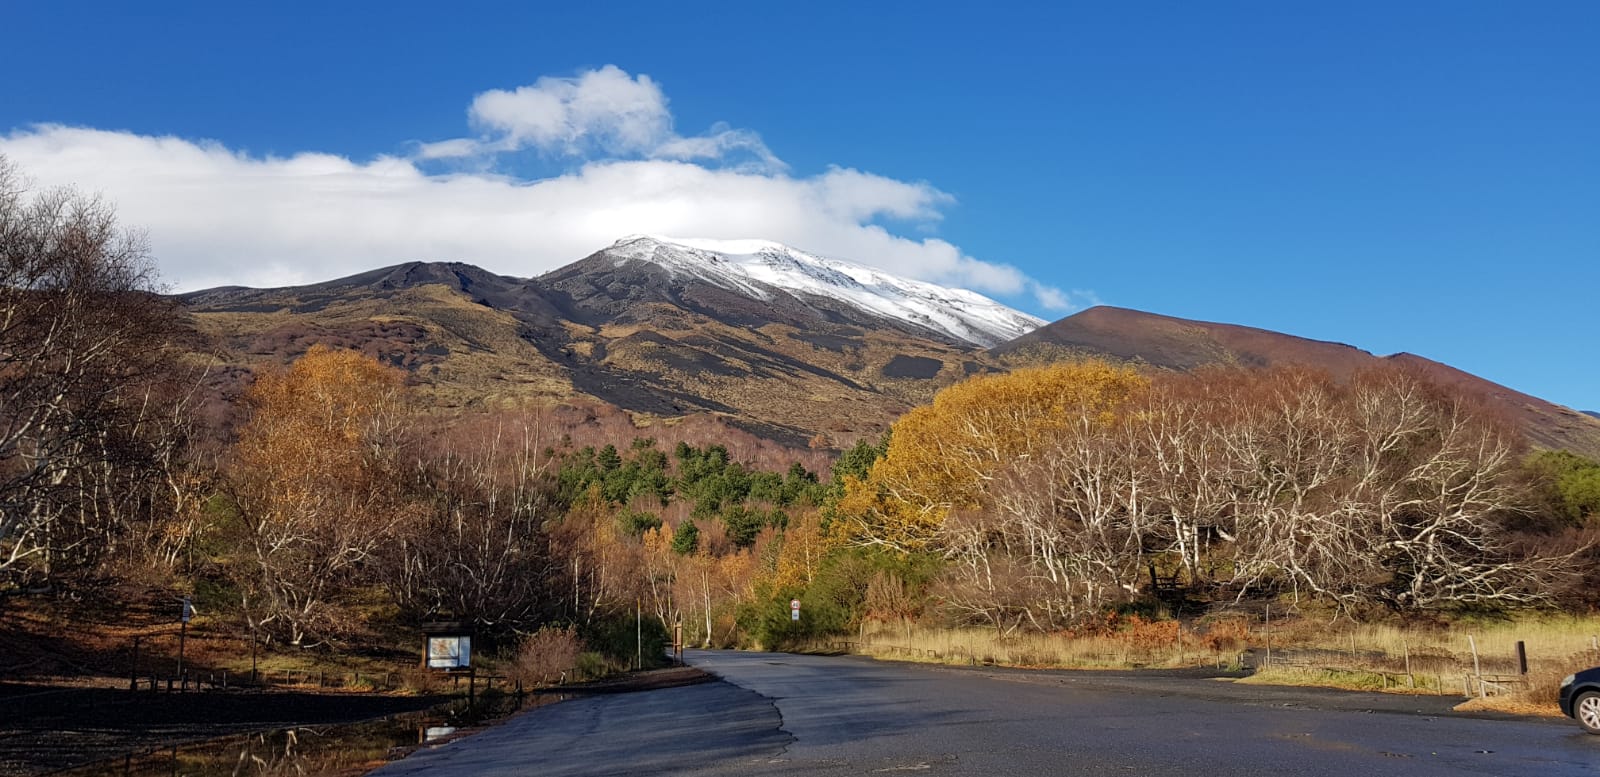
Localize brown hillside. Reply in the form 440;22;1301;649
180;260;997;447
1382;353;1600;456
995;306;1600;458
993;305;1377;373
178;259;1599;458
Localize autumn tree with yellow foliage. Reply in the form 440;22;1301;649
833;360;1147;554
226;345;412;646
824;358;1564;633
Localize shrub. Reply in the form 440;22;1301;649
510;625;584;687
1201;619;1251;653
398;666;444;695
581;612;669;669
671;520;700;554
617;510;662;536
574;651;610;681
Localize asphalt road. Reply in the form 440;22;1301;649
370;650;1600;776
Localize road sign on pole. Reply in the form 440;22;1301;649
790;599;800;622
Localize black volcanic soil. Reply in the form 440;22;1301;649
881;355;944;380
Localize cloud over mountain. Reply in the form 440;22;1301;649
0;66;1082;312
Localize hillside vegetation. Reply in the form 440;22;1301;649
5;152;1599;692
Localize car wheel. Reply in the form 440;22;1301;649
1578;691;1600;735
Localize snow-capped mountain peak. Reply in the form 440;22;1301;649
605;235;1044;347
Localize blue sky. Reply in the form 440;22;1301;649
2;1;1595;411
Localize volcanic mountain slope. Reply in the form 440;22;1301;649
180;239;1024;445
995;305;1600;458
180;240;1597;456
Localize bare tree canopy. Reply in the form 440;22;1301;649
838;359;1571;626
0;154;180;591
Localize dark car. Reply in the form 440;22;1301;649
1559;667;1600;734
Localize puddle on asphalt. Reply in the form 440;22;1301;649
56;691;566;776
421;725;457;743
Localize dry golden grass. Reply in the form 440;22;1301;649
1258;615;1600;669
827;613;1600;715
837;618;1245;671
1236;665;1441;693
1456;696;1567;718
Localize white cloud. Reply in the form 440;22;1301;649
651;123;786;172
413;137;481;160
0;66;1084;316
1033;285;1072;311
426;66;785;173
1032;284;1098;313
467;65;671;157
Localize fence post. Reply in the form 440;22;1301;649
177;612;187;680
130;637;140;692
1516;641;1528;676
1264;604;1271;667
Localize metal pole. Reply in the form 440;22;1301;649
636;599;642;671
1468;635;1482;697
1403;636;1412;686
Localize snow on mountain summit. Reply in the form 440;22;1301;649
605;235;1044;347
